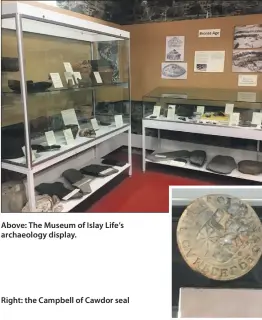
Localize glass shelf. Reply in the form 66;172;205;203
1;82;128;97
2;123;130;169
143;87;262;109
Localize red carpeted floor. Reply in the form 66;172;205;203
86;152;212;213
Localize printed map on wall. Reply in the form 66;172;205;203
165;36;185;61
232;24;262;73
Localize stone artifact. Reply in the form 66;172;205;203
147;150;190;162
207;155;237;174
22;195;63;213
8;79;52;93
238;160;262;175
62;169;92;194
2;181;27;212
189;150;206;167
35;182;83;200
177;194;262;281
78;128;96;138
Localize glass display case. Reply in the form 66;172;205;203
143;87;262;128
1;3;130;170
141;87;262;182
1;2;131;212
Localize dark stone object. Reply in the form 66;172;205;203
206;155;237;174
80;164;118;177
35;182;83;200
2;57;19;72
62;169;92;194
99;121;111;126
102;158;126;167
189;150;207;167
31;145;61;152
238;160;262;175
8;80;52;93
147;150;190;162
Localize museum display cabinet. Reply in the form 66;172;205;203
142;87;262;182
171;187;262;318
1;2;132;212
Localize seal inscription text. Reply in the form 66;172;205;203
177;194;262;280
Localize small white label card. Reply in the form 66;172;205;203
63;62;74;73
50;73;63;89
198;29;221;38
73;72;82;83
238;74;258;87
237;92;257;102
62;188;81;201
252;112;262;125
91;118;100;131
229;113;240;126
197;106;205;115
61;108;79;127
45;130;56;146
63;128;75;145
155;154;167;158
114;115;123;128
93;71;103;84
153;105;161;117
167;105;176;120
64;72;75;85
225;103;234;114
22;146;36;161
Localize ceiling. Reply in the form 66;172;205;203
56;0;262;25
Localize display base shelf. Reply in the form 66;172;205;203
60;163;130;212
145;158;262;183
2;124;130;174
143;117;262;141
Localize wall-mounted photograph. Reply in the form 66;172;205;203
232;50;262;72
234;24;262;49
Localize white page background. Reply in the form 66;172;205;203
0;213;171;320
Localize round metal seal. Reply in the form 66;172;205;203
177;194;262;281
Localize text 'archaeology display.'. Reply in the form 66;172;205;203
0;221;125;240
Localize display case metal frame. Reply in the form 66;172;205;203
1;2;132;212
142;88;262;183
